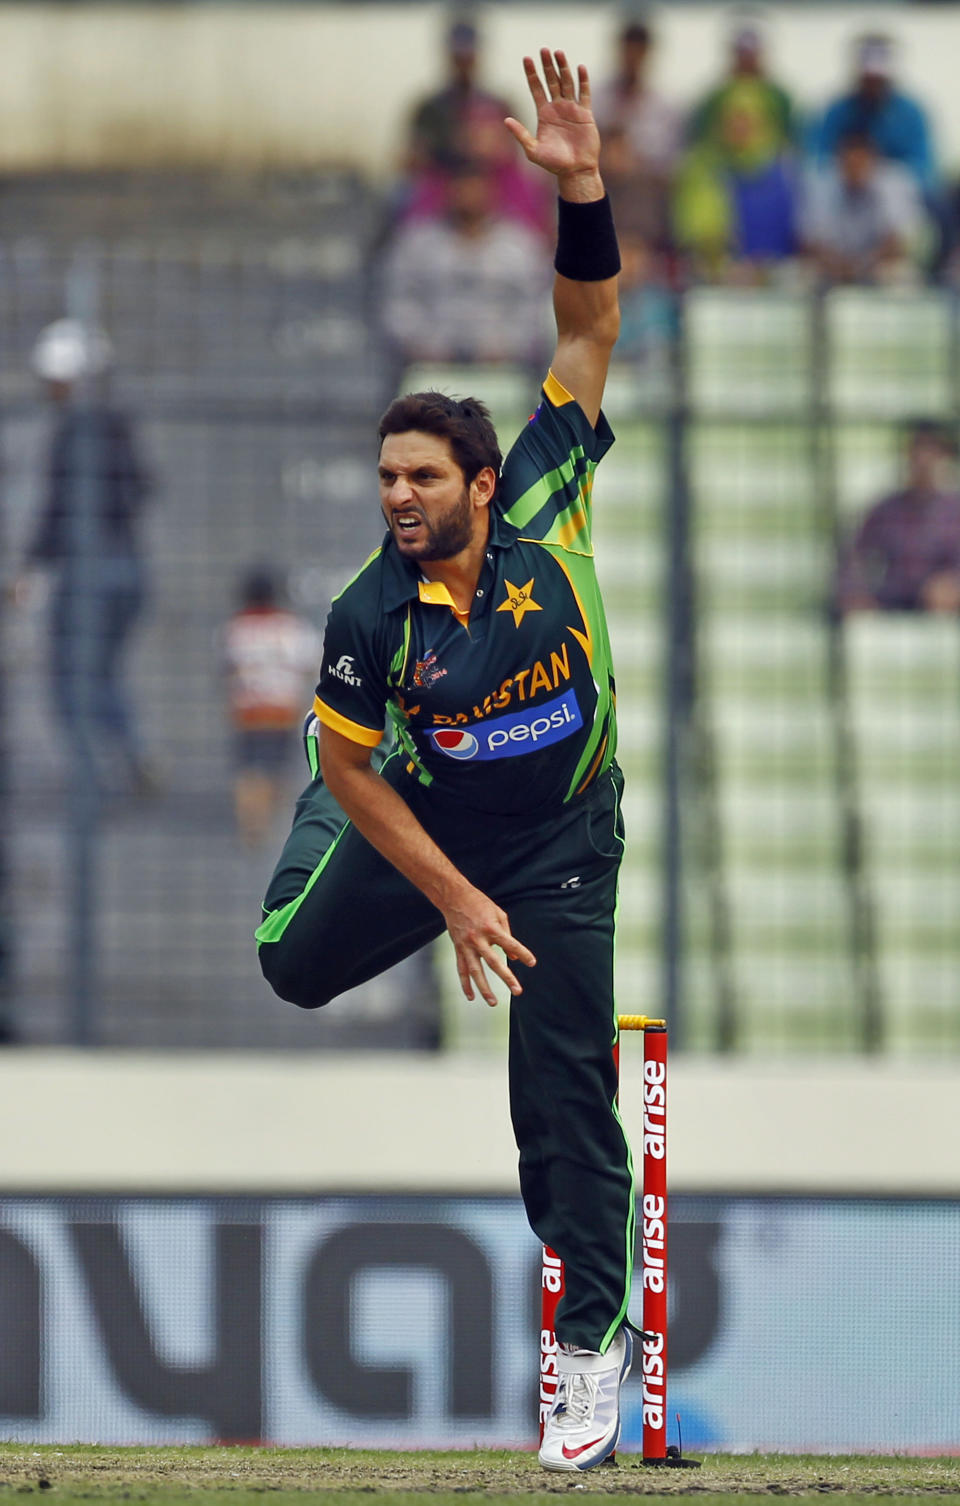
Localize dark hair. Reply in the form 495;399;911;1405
240;566;279;609
378;391;503;494
905;418;956;454
446;152;490;179
621;21;652;47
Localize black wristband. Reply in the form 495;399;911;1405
554;194;621;282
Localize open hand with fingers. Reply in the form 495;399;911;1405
442;880;537;1007
505;48;601;187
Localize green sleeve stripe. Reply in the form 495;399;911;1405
306;731;320;779
386;699;433;786
501;446;585;530
565;699;616;801
388;605;412;687
256;747;406;945
332;546;382;603
254;816;349;946
539;480;595;549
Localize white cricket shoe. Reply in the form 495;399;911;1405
538;1326;633;1472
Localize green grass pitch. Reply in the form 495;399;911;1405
1;1446;959;1504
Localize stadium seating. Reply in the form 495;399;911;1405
326;287;960;1056
845;616;960;1050
687;410;855;1050
683;288;960;1053
685;289;814;418
825;288;954;421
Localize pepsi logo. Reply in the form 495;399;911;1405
425;691;583;764
429;728;479;760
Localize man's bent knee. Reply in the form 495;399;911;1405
258;942;336;1010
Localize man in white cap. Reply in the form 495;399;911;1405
14;319;156;793
815;33;937;198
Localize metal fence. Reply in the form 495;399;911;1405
1;173;440;1049
3;174;959;1053
674;287;960;1055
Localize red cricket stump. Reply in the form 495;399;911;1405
538;1244;564;1437
639;1021;668;1463
539;1015;697;1466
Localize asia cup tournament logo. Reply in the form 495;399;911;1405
412;649;448;690
427;690;582;763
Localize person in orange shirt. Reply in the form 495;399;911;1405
220;568;320;847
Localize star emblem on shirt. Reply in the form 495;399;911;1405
496;577;542;628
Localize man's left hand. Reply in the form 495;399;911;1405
505;49;601;189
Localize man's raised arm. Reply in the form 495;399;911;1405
505;49;620;428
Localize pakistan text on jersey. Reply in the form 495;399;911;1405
423;641;574;726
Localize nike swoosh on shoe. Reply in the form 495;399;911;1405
561;1437;606;1460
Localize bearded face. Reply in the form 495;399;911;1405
378;433;483;562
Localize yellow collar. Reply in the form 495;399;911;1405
418;578;471;628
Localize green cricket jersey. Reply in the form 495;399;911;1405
313;372;618;816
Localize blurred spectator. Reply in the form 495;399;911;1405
402;15;547;233
813;34;938;199
674;19;798;280
614;230;676;365
219;567;321;849
406;17;508;174
801;131;927;285
593;20;681;257
601;124;673;263
673;116;798;281
688;20;795;168
12;319;156;794
379;158;551;367
939;182;960;286
835;422;960;616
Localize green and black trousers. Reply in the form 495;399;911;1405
257;752;635;1354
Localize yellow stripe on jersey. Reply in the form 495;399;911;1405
544;369;576;408
576;732;609;796
313;694;384;748
555;490;592;550
519;542;595;666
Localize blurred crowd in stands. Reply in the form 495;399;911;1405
373;13;960;627
377;11;958;371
